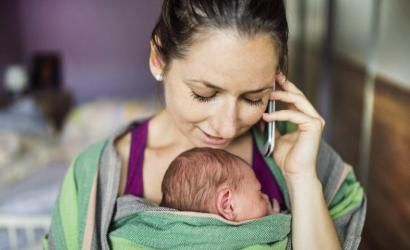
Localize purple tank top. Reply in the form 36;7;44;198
124;119;286;210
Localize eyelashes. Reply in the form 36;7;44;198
190;91;215;103
245;98;264;106
190;91;264;106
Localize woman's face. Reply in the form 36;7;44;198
159;30;278;148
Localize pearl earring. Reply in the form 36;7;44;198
154;74;163;81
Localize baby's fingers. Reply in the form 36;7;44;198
271;198;280;213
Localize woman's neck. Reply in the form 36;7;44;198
147;109;194;151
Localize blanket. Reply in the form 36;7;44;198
44;121;366;250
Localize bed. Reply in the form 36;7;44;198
0;97;159;250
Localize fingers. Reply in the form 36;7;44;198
272;72;325;125
276;73;304;95
271;198;280;213
263;110;325;131
270;90;322;119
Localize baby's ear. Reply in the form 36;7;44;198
216;188;235;221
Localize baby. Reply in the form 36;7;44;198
161;147;280;222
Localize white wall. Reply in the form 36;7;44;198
334;0;410;89
375;1;410;89
287;0;410;90
18;1;162;103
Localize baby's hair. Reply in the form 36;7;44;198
161;147;246;212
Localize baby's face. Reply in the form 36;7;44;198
232;164;279;221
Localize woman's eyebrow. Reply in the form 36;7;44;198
186;79;273;93
186;79;223;91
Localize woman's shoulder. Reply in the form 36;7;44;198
113;118;149;153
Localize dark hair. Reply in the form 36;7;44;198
151;0;289;74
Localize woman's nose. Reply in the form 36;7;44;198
213;101;238;139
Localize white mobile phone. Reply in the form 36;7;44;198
263;83;275;157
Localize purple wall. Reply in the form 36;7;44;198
18;1;162;103
0;1;24;91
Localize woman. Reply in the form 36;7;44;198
45;0;366;249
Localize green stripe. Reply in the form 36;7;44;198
74;140;108;248
243;238;288;250
110;211;290;249
48;200;68;249
48;140;108;249
42;238;49;250
110;235;288;250
59;163;79;249
109;236;155;250
329;171;364;218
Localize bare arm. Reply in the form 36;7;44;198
288;174;341;250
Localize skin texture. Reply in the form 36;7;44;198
230;165;276;221
115;28;341;249
151;30;277;150
212;161;280;222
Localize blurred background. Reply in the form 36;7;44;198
0;0;408;249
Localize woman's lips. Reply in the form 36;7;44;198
199;128;229;145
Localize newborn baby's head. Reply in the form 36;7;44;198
161;148;279;222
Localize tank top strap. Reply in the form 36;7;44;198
124;119;150;196
252;138;287;210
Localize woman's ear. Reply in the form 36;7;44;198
149;39;165;81
216;188;236;221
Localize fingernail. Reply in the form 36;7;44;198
280;74;286;83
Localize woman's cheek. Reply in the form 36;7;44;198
165;84;201;121
240;104;265;126
181;96;214;123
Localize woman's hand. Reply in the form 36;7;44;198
263;73;325;182
263;74;341;250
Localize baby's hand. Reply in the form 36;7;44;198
270;198;280;214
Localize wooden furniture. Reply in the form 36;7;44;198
0;89;73;131
33;90;73;131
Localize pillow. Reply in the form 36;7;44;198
60;98;160;162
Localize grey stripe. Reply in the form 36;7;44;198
334;197;367;250
114;195;176;221
316;140;345;204
93;121;150;250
